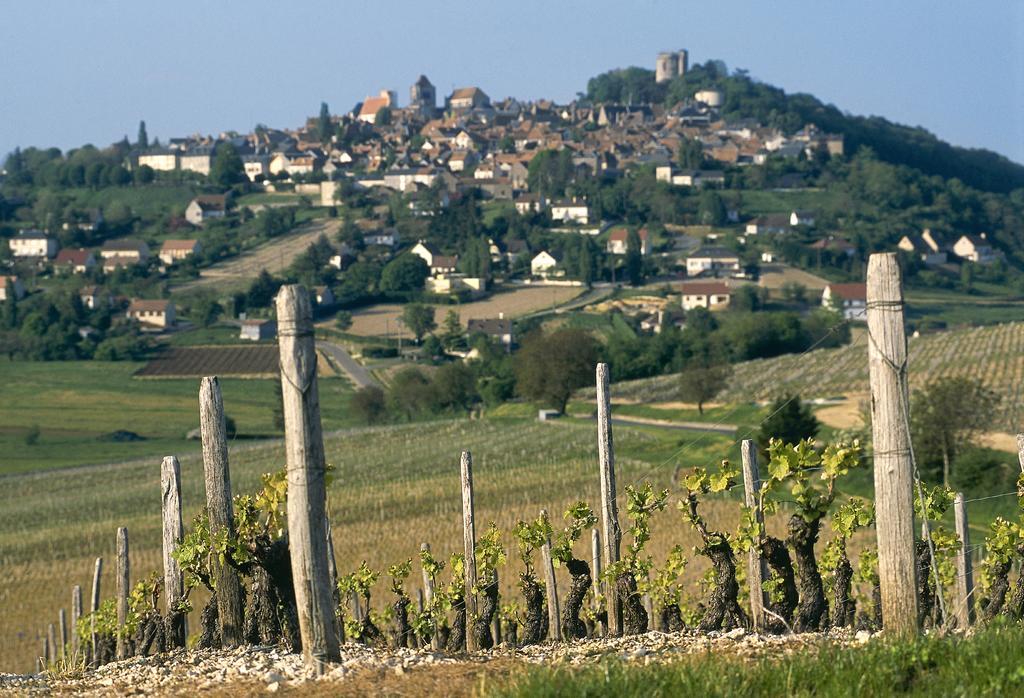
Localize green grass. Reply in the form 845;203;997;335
234;192;303;206
166;324;249;346
739;188;851;215
905;287;1024;327
482;200;515;226
0;360;354;474
59;184;198;218
490;624;1024;697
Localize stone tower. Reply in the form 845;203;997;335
655;50;688;83
410;75;436;117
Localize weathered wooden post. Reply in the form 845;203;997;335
71;585;82;657
460;450;479;651
1016;434;1024;473
866;252;919;634
953;492;974;628
115;527;129;660
90;558;102;664
421;542;440;650
540;509;561;641
277;285;341;671
58;609;67;659
199;376;246;648
741;440;769;632
596;362;622;635
643;591;655;631
46;625;55;663
160;456;186;647
591;528;604;636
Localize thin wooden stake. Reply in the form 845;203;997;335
90;557;102;665
421;542;440;650
71;585;82;657
866;252;919;635
643;592;655;631
1016;434;1024;473
115;527;129;660
491;569;501;646
591;528;604;637
46;625;55;663
596;363;622;635
953;492;974;628
540;509;561;641
160;456;186;648
58;609;67;659
460;450;479;651
199;376;246;648
741;440;768;632
278;285;341;672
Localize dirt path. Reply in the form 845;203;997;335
173;218;340;294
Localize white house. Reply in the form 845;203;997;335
606;227;651;255
467;317;513;348
514;193;546;215
364;228;399;248
897;228;947;266
0;275;25;301
745;215;789;235
137;149;178;171
53;248;96;274
127;299;176;329
530;250;562;278
240;319;276;341
680;282;732;311
9;230;58;258
179;147;213;176
550;199;590;225
952;233;1001;264
426;273;487;294
790;210;816;227
685;247;741;277
185;195;227;226
822;283;867;321
159;239;201;265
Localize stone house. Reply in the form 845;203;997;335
9;230;58;258
680;282;732;311
127;299;176;329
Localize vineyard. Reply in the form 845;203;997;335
135;346;281;378
607;322;1024;427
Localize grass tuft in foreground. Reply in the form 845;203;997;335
489;624;1024;698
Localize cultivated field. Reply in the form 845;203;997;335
341;285;584;338
757;263;831;292
606;321;1024;430
135;346;280;378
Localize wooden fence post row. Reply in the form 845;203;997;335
277;285;340;672
866;252;919;635
596;362;622;636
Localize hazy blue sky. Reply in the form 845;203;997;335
2;1;1023;164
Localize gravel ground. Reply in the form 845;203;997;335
0;628;874;696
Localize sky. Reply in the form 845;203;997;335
2;0;1023;164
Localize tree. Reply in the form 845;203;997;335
912;377;998;486
514;328;599;413
756;394;819;450
137;120;149;149
401;303;436;344
317;102;331;143
335;311;353;331
527;149;575;197
351;385;388;424
697;190;727;226
375;107;392;126
676;137;705;169
678;357;732;414
210;142;246;187
625;229;643;286
245;270;281;310
380;254;429;296
440;309;465;351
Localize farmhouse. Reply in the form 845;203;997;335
952;233;1001;264
514;193;546;215
550;199;590;225
9;230;58;258
606;227;651;255
53;248;96;274
127;299;176;329
185;195;228;226
159;239;201;265
897;228;947;266
680;281;732;311
239;319;276;342
467;316;513;348
531;250;563;278
426;273;487;295
822;283;867;321
685;246;740;277
0;275;25;301
745;215;789;235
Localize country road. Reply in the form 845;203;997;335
173;218;341;294
317;340;380;389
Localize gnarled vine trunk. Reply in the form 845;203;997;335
915;539;938;628
617;572;648;635
831;553;855;628
391;595;412;648
446;595;466;652
520;574;547;645
471;575;499;650
982;559;1012;621
198;596;221;650
660;604;684;632
762;536;798;633
133;610;166;656
560;559;591;640
787;514;827;632
697;536;749;632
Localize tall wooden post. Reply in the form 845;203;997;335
58;609;67;659
953;493;974;628
277;285;341;672
866;252;919;634
199;376;246;648
160;456;186;647
596;363;622;635
421;542;440;650
89;557;102;664
71;585;82;657
115;527;129;660
1016;434;1024;473
46;624;55;664
741;440;768;632
540;510;561;641
460;450;479;651
591;528;604;637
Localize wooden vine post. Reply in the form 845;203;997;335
741;440;768;632
540;509;561;641
89;557;102;664
596;362;622;635
115;527;129;661
277;284;341;672
199;376;246;647
866;252;919;634
421;542;440;650
71;585;82;657
1016;433;1024;473
47;624;56;664
591;528;604;636
58;609;67;659
460;450;479;651
953;493;974;628
160;455;186;647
